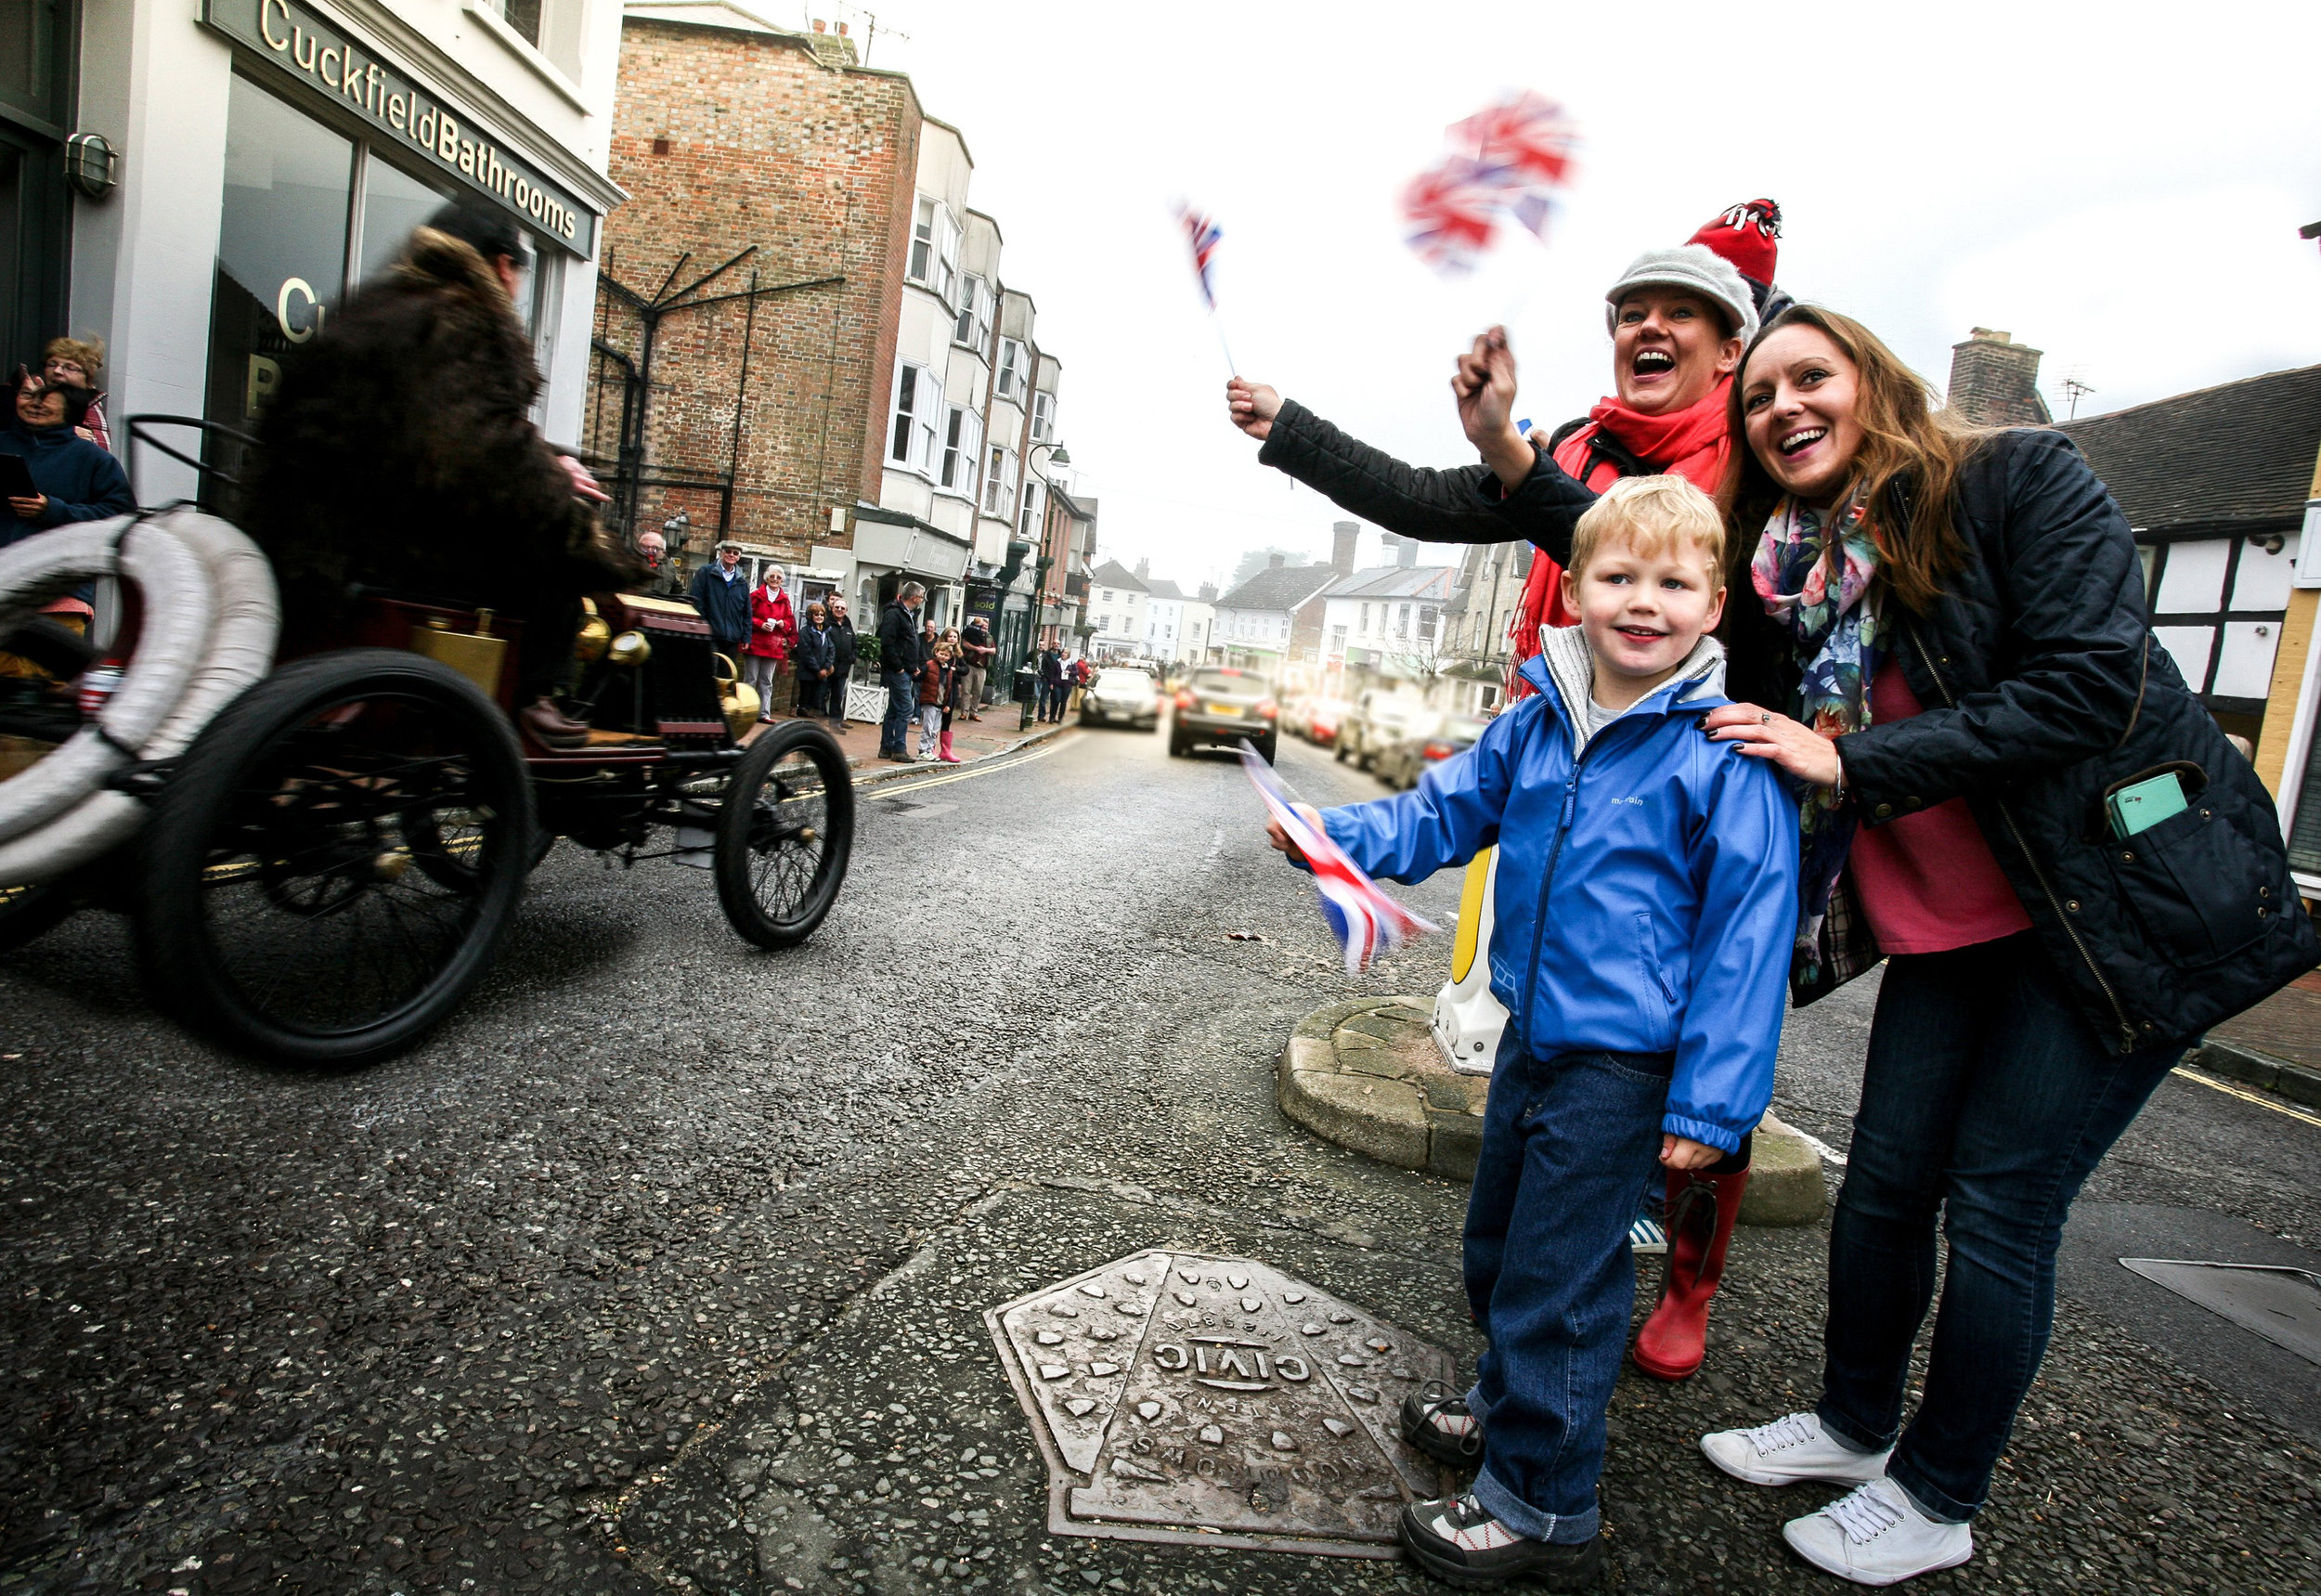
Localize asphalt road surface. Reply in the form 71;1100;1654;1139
4;714;2318;1594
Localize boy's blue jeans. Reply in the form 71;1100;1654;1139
1818;932;2183;1523
1463;1034;1673;1544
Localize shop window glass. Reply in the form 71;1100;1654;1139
357;153;448;286
204;76;354;504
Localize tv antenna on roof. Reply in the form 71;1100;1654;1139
2060;370;2096;421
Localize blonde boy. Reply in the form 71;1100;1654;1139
1269;475;1799;1588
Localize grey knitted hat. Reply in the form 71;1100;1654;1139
1603;243;1758;346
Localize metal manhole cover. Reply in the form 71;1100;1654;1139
985;1250;1457;1558
2120;1256;2321;1365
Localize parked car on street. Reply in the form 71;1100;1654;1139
1302;696;1355;746
1081;668;1160;731
1337;689;1435;771
1371;713;1493;789
1169;666;1279;762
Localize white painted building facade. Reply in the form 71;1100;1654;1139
67;0;628;501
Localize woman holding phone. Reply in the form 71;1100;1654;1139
1689;305;2314;1585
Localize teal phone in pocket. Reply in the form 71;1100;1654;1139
2108;772;2189;838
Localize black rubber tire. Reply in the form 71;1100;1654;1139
136;650;532;1067
1253;735;1278;765
1168;734;1187;758
2;616;97;681
0;880;76;954
715;720;853;949
1335;742;1351;763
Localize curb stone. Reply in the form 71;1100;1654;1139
845;720;1067;791
1277;997;1826;1225
2183;1037;2321;1109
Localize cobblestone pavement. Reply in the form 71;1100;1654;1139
3;720;2317;1594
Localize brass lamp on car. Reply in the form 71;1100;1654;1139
711;652;760;740
606;629;652;668
572;598;612;665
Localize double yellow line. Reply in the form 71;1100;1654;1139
860;733;1073;803
2171;1066;2321;1131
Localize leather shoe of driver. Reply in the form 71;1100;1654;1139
521;696;590;749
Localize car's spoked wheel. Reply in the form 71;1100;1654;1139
137;651;531;1066
714;720;853;948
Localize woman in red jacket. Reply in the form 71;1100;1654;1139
745;564;796;722
1223;200;1788;1395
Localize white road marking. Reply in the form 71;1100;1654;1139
1790;1128;1849;1168
861;735;1073;801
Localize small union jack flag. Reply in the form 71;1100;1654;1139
1242;743;1437;974
1448;91;1581;190
1178;204;1224;309
1399;157;1507;275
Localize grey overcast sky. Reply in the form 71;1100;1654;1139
786;0;2321;593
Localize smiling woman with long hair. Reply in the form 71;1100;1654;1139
1692;305;2316;1586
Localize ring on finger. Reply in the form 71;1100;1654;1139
1759;711;1772;725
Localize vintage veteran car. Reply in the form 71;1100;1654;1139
0;421;852;1067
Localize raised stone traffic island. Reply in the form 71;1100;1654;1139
1277;996;1827;1226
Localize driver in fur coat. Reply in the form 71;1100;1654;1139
248;201;642;749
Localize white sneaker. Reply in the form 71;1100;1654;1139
1783;1478;1972;1586
1700;1412;1891;1486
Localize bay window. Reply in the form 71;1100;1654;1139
939;406;982;496
983;445;1018;518
953;275;992;350
888;360;941;474
995;338;1026;401
1031;390;1056;443
907;196;959;302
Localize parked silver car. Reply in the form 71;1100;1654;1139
1081;668;1160;731
1372;713;1493;789
1337;689;1436;772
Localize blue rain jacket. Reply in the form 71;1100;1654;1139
1319;630;1800;1152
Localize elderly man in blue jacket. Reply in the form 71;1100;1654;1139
1269;476;1798;1590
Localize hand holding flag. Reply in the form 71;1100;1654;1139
1244;742;1436;975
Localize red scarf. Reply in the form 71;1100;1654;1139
1503;378;1734;697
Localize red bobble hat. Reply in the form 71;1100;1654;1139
1689;199;1782;311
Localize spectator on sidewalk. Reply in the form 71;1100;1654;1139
3;368;130;545
827;597;858;729
795;600;835;719
1038;644;1067;722
958;614;996;720
877;582;927;760
916;630;955;761
634;529;689;597
689;539;750;660
936;627;966;762
745;563;795;723
41;338;110;453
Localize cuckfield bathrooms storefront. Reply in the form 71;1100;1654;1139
52;0;623;494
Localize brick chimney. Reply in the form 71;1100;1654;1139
1330;521;1359;576
1134;556;1150;582
1267;551;1286;570
1198;582;1217;602
1947;329;2052;427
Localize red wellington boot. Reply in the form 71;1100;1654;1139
1631;1165;1750;1382
938;724;960;763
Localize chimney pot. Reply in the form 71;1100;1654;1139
1948;326;2049;427
837;20;849;34
811;18;826;31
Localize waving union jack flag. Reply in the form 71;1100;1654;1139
1403;91;1583;272
1242;743;1437;974
1399;158;1508;276
1178;204;1224;309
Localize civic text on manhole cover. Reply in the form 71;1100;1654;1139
985;1250;1456;1556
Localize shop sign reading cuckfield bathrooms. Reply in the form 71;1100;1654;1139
203;0;596;256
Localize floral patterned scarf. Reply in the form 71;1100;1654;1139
1751;495;1882;958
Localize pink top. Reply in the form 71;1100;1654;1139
1847;659;2032;954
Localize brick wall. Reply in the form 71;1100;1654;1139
1947;328;2053;428
591;19;922;565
